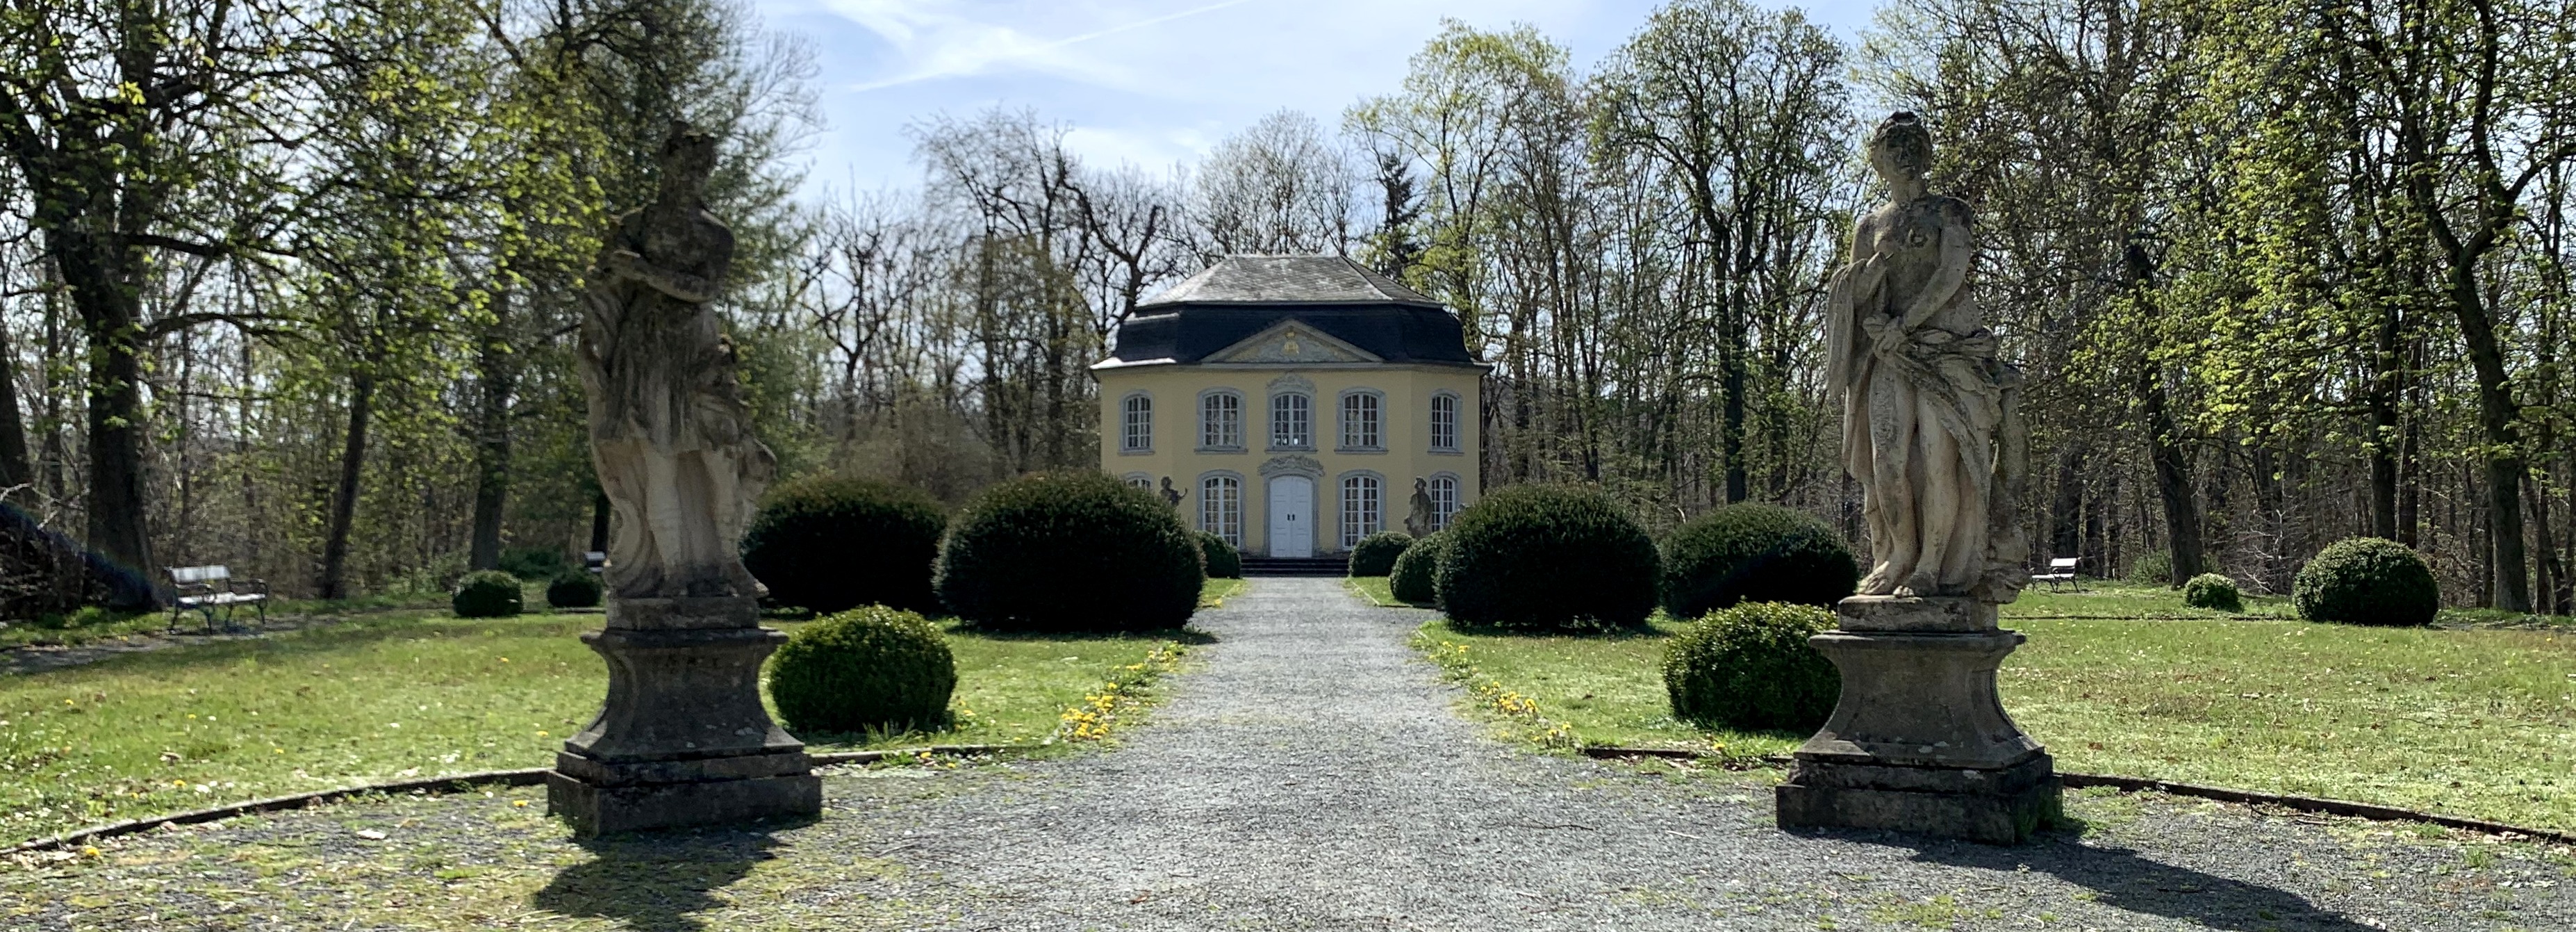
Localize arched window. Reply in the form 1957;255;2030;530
1429;391;1461;452
1339;391;1382;450
1120;393;1153;452
1122;472;1155;491
1428;473;1461;531
1340;473;1382;549
1270;391;1311;450
1200;474;1242;546
1200;391;1243;450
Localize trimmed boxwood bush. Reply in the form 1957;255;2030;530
741;475;948;614
935;472;1203;632
545;571;603;609
1658;504;1860;618
2182;573;2242;612
1198;532;1243;579
766;606;957;735
452;570;523;618
1388;530;1451;605
2295;537;2438;626
1348;531;1414;577
1663;602;1840;731
1436;485;1658;631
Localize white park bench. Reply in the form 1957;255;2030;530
2031;557;2082;592
168;565;268;633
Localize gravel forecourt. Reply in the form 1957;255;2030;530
7;576;2573;931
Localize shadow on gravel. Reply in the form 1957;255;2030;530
1901;831;2377;931
532;819;812;931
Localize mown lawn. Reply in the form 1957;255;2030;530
0;581;1231;844
1395;579;2576;830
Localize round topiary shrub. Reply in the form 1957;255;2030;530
934;472;1203;632
2182;572;2242;612
766;605;957;735
741;475;948;614
1435;485;1658;631
545;571;603;610
452;570;523;618
1198;532;1243;580
1348;531;1414;577
2294;537;2438;626
1388;530;1452;606
1658;504;1860;618
1663;601;1840;731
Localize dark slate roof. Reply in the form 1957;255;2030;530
1101;256;1478;369
1137;255;1440;308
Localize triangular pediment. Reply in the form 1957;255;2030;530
1205;320;1381;365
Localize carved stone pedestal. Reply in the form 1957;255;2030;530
546;596;820;836
1774;595;2058;844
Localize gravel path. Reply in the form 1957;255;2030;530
7;577;2570;931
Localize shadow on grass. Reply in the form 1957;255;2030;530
1435;618;1669;640
533;817;816;932
8;610;593;678
1879;825;2379;931
948;623;1218;646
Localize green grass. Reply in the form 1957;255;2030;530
1346;575;1403;607
1401;580;2576;830
1200;577;1248;607
0;609;1177;844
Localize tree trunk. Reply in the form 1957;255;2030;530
53;233;158;607
2125;243;2203;585
2366;303;2404;539
317;366;377;600
2451;275;2532;612
2048;442;2088;562
0;318;31;496
588;489;612;556
465;306;518;571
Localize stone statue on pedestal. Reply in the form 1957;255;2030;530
547;123;818;836
1159;477;1183;509
1403;478;1435;538
1776;113;2056;844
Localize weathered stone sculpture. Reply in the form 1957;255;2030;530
1776;112;2054;844
1404;477;1435;538
547;123;820;835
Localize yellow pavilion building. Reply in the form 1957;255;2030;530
1093;256;1487;559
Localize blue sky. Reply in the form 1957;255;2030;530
750;0;1881;200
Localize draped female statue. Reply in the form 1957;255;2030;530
579;124;775;600
1826;113;2028;602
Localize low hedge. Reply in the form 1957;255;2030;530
1663;602;1840;731
2181;573;2242;612
1388;531;1451;605
545;571;602;610
1435;485;1658;632
1348;532;1413;577
1198;532;1243;579
452;570;523;618
1658;504;1859;617
741;475;948;614
2294;537;2438;626
766;606;957;735
934;472;1203;632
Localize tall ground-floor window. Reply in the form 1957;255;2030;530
1201;475;1241;546
1429;474;1460;530
1341;474;1381;549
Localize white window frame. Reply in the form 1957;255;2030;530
1429;391;1461;453
1339;472;1383;549
1120;392;1153;453
1338;389;1383;451
1122;472;1155;491
1270;391;1312;450
1199;389;1244;451
1200;473;1243;547
1428;472;1462;531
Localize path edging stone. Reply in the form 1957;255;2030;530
1577;745;2576;846
8;744;1025;854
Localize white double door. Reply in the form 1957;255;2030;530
1268;475;1314;558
